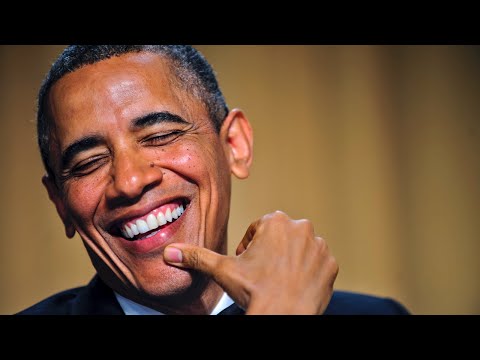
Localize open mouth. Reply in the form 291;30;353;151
116;198;189;241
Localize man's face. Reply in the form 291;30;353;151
45;52;237;300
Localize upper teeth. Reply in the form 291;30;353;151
120;204;184;239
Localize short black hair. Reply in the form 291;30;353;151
37;45;229;180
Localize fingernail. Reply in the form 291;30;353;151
164;247;183;263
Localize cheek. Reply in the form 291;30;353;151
167;142;231;250
64;176;104;226
164;142;224;183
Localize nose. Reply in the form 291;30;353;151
105;148;163;205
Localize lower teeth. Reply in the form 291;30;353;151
143;229;160;239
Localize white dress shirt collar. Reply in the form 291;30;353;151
114;291;235;315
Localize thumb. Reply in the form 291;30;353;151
164;243;226;277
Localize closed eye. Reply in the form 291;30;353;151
70;155;110;177
142;130;184;146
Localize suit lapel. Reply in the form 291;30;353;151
71;275;124;315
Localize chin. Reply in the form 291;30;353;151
135;263;204;299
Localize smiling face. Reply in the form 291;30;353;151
42;52;253;313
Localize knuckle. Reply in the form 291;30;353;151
273;210;287;217
295;219;314;236
328;256;339;277
189;250;200;269
257;210;290;231
269;210;289;221
316;236;328;251
330;260;339;287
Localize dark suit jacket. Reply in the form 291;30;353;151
16;275;409;315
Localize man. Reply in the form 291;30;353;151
18;45;409;315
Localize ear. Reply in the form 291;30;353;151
42;175;76;238
220;109;254;179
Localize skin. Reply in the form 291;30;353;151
43;51;338;314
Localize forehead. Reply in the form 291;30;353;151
48;52;205;143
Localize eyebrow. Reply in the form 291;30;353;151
61;135;105;170
131;111;190;129
61;112;189;169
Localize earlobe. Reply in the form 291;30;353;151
221;109;254;179
42;175;76;239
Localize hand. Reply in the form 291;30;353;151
163;211;339;314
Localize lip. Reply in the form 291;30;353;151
116;201;189;255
